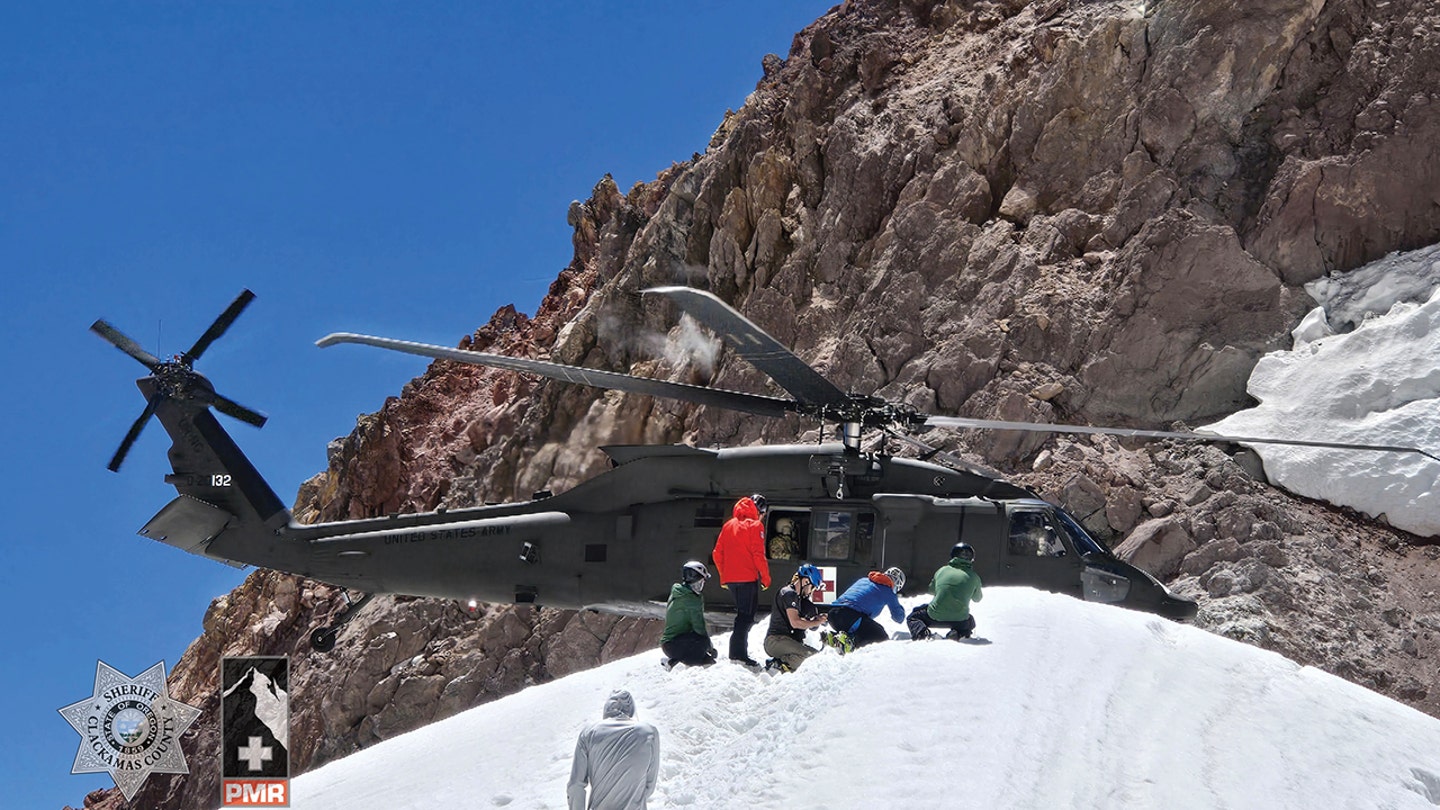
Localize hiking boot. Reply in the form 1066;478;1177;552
730;656;760;668
764;657;791;674
822;630;854;654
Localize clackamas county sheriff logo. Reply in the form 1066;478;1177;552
58;660;202;801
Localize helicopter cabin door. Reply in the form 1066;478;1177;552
870;495;1004;591
760;505;876;602
1004;506;1084;597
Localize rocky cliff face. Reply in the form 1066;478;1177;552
74;1;1440;807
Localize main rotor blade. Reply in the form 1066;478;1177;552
184;288;256;364
208;392;268;428
109;398;159;472
884;429;1001;479
316;332;799;418
923;415;1440;461
642;286;851;408
91;320;161;370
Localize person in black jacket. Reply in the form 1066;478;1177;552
763;564;829;672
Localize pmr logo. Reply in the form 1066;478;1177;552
222;656;290;807
58;660;202;801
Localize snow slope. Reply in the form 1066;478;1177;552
289;589;1440;809
1206;244;1440;537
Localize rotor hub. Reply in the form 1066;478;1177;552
153;361;214;400
94;289;265;472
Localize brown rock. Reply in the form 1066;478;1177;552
1115;517;1197;580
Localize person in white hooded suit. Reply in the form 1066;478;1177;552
567;689;660;809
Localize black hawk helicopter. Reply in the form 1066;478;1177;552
94;287;1434;648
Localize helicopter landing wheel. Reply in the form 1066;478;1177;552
308;591;374;653
310;627;338;652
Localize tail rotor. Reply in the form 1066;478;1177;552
92;289;268;471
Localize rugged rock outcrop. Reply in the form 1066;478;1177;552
73;1;1440;807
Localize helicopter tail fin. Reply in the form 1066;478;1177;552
136;388;291;566
96;291;295;569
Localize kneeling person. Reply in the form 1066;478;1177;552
661;561;717;668
824;567;906;651
763;564;828;672
907;543;983;640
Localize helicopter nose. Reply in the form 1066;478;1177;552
1159;592;1199;622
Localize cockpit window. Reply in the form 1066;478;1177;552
1007;511;1068;558
1053;509;1107;556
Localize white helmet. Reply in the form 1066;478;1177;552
681;561;711;589
682;559;711;590
884;566;906;592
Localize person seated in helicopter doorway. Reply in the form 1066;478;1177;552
822;566;906;652
907;542;983;641
763;564;829;673
767;516;800;560
661;561;717;668
711;493;772;667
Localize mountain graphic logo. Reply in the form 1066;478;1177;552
221;656;289;780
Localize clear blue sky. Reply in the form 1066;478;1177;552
0;3;831;806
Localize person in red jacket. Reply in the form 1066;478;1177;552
711;494;772;666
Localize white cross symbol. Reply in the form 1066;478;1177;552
237;736;273;772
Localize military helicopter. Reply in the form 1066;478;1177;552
94;287;1433;648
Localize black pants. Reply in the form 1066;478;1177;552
907;604;976;639
826;605;890;648
727;580;760;660
662;632;716;667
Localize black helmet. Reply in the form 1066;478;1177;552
681;560;711;584
750;493;768;514
951;542;975;562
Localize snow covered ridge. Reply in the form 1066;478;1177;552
288;589;1440;809
1206;243;1440;537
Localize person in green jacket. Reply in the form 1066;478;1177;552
907;543;983;640
661;561;717;668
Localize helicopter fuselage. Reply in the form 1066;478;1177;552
138;386;1196;622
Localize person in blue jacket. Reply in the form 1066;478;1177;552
822;566;905;652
